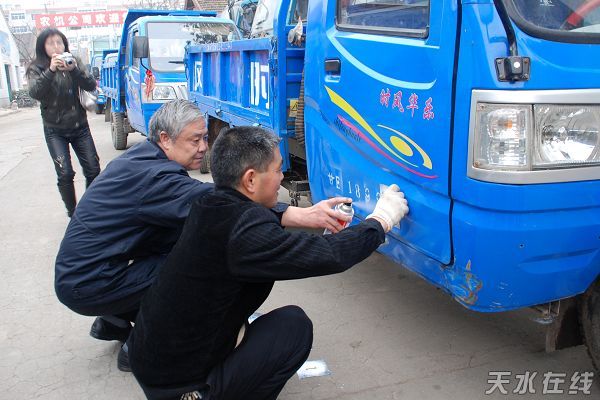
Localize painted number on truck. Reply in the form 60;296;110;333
193;61;202;92
250;62;269;110
327;172;377;204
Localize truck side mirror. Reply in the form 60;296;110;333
133;36;149;59
92;67;100;79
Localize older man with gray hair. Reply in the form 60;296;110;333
127;126;409;400
54;100;355;372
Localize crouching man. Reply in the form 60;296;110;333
128;126;409;400
54;100;355;369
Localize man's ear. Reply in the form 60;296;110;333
158;131;171;150
239;168;258;195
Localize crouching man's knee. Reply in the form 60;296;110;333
271;305;313;354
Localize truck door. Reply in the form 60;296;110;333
305;0;458;266
125;28;144;131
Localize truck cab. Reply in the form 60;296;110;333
102;10;240;150
219;0;259;37
186;0;600;369
305;0;600;367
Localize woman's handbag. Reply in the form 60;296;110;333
79;89;98;112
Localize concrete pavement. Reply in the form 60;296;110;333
0;108;595;399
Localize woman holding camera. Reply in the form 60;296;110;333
27;28;100;218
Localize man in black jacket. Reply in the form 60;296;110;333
128;126;409;400
54;100;354;368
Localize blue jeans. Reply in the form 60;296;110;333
43;124;100;188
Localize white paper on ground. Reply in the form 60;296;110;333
296;360;331;380
248;312;262;323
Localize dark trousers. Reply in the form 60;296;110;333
135;305;313;400
61;254;167;323
44;124;100;214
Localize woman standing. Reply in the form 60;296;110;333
27;28;101;217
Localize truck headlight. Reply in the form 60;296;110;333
533;105;600;168
469;90;600;184
474;103;531;170
152;86;176;100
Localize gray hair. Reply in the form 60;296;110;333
147;99;204;143
211;126;281;189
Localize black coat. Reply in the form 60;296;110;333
129;187;385;387
27;60;96;129
55;140;214;310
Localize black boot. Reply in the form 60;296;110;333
58;183;77;217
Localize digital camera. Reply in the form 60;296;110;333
57;52;74;65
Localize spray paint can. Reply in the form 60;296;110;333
323;202;354;235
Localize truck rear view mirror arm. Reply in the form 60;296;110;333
492;0;531;82
133;36;149;59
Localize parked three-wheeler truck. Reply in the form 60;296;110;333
90;53;110;115
101;9;240;150
186;0;600;369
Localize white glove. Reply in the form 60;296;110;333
366;184;409;232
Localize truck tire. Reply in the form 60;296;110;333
295;69;305;146
580;278;600;371
111;112;128;150
200;150;210;174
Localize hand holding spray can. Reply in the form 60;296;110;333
323;202;354;235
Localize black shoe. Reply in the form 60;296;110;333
118;344;131;372
89;317;131;342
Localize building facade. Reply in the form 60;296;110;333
185;0;228;12
0;9;23;107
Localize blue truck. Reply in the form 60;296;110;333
101;9;240;150
186;0;600;368
90;53;111;115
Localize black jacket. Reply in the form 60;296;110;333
55;140;214;309
27;60;96;129
129;187;385;387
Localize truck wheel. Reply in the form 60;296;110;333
95;104;104;115
111;112;128;150
200;150;210;174
580;278;600;370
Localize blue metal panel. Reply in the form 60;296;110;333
445;2;600;310
306;0;600;312
185;0;305;173
450;200;600;311
187;38;274;129
305;0;457;266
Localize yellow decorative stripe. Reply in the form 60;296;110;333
325;86;417;168
379;125;433;169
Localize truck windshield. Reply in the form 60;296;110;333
222;0;258;37
251;0;277;37
290;0;309;23
506;0;600;41
147;22;240;72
